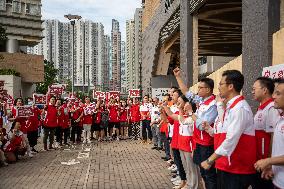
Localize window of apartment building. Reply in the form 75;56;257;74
25;3;40;15
0;0;6;11
12;0;21;13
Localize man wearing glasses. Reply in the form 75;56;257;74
174;67;217;189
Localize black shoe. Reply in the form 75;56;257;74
151;146;157;150
164;158;171;162
31;148;39;153
156;147;162;150
161;156;167;160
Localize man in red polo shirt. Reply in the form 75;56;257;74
43;96;58;151
129;98;140;140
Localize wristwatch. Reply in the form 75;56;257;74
206;158;214;166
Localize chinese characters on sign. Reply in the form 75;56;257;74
128;89;141;98
93;91;106;100
33;93;47;105
16;106;34;117
262;64;284;79
152;88;170;101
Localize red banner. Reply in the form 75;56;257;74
33;93;47;105
16;106;34;117
129;89;141;98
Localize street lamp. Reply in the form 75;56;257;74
64;14;81;97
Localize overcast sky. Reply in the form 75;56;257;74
42;0;142;41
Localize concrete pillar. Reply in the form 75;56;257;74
242;0;280;110
180;0;198;88
281;0;284;28
6;39;19;53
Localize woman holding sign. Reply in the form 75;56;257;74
82;97;93;144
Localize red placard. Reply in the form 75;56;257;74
107;91;120;100
48;84;66;96
129;89;141;98
93;91;106;100
33;93;47;105
16;106;34;117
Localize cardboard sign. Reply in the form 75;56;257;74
262;64;284;79
107;91;120;100
129;89;141;97
33;93;47;105
93;91;106;100
48;84;66;96
152;88;170;101
84;103;96;115
15;106;34;117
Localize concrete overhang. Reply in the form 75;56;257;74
197;0;242;56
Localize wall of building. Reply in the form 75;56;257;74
190;55;242;95
0;75;21;98
142;0;161;32
273;27;284;66
0;52;44;83
142;0;180;95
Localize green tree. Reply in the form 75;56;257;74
36;60;58;94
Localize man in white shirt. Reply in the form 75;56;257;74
252;77;279;189
255;79;284;189
201;70;257;189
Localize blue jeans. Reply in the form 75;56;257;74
141;120;152;141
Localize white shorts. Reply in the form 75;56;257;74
83;124;92;131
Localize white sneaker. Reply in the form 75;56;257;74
171;166;178;172
116;137;120;141
83;140;86;144
168;164;176;171
87;140;91;144
27;152;34;157
171;176;180;182
173;180;181;186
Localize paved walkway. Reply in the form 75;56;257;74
0;140;173;189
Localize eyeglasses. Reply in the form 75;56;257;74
219;83;230;86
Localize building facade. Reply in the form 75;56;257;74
0;0;44;99
142;0;284;109
110;19;121;91
31;19;109;91
121;41;127;94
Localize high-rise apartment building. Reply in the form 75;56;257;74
125;19;135;90
110;19;121;91
125;8;143;91
120;41;127;94
102;35;111;91
31;19;109;90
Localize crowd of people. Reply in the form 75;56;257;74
1;67;284;189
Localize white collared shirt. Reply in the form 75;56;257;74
272;115;284;188
215;95;254;157
254;101;279;132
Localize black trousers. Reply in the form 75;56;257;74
141;120;152;141
173;148;186;180
27;130;38;148
71;121;82;143
62;128;70;144
193;143;217;189
55;126;62;143
217;170;256;189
